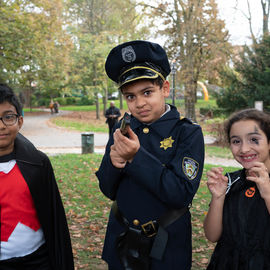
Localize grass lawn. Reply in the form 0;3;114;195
51;153;240;270
51;154;108;269
52;118;108;133
205;145;233;159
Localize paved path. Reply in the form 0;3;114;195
20;110;240;167
20;110;108;155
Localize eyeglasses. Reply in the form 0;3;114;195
0;114;19;126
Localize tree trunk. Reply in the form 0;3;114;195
103;87;108;116
28;87;32;112
184;80;196;121
95;93;100;119
261;0;270;35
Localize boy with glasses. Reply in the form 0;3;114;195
0;84;74;269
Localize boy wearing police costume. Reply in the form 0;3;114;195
96;40;204;270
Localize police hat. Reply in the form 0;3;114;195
105;40;171;87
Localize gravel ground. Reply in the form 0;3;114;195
20;110;240;167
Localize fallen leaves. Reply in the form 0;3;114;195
51;154;108;269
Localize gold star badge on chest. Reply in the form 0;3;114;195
160;136;174;150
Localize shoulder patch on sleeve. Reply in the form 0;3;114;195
182;157;199;180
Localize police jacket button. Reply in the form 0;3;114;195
143;127;149;134
133;219;140;226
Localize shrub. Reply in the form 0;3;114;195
54;97;67;106
199;107;227;118
37;97;49;106
78;96;95;105
65;97;77;105
205;118;228;147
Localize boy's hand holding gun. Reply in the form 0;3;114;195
110;112;140;168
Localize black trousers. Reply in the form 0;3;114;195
0;244;51;270
107;119;118;135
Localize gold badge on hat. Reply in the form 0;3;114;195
182;157;199;180
160;136;174;150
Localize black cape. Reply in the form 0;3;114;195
207;169;270;270
11;133;74;270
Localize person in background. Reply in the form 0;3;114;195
105;101;121;135
49;99;54;114
53;100;59;114
204;108;270;269
96;40;205;270
0;84;74;270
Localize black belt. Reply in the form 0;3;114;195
112;201;189;260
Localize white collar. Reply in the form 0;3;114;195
0;160;16;174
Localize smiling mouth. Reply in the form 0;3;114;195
240;154;257;161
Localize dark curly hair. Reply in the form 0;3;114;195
0;84;22;116
224;108;270;143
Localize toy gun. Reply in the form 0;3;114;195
120;112;131;135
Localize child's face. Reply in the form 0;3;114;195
121;80;170;124
229;120;270;169
0;101;23;156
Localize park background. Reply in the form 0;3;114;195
2;0;270;269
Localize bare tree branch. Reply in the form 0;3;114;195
246;0;257;44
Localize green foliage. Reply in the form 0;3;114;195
60;101;129;112
78;96;95;106
217;35;270;113
36;98;49;107
35;97;95;107
65;97;78;105
215;86;249;114
65;0;149;106
59;105;97;112
0;0;72;100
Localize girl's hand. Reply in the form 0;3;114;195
206;167;228;199
246;162;270;200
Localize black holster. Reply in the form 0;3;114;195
116;227;153;270
112;201;189;270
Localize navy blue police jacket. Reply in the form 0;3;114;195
96;105;204;270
